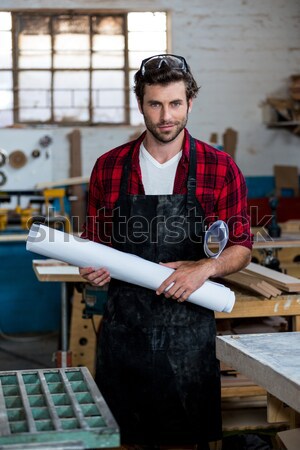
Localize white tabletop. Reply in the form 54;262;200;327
216;332;300;413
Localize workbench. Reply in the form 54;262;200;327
215;290;300;330
215;288;300;401
32;259;300;361
216;332;300;447
252;232;300;250
33;261;84;368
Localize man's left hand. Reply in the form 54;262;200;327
155;245;252;303
156;259;213;303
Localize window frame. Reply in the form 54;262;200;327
3;10;168;127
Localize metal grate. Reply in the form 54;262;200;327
0;367;119;449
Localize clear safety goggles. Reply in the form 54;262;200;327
140;54;188;76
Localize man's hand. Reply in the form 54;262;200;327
79;267;111;287
156;245;252;303
156;260;214;303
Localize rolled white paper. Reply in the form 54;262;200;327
26;223;235;313
204;220;229;259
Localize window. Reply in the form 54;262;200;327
0;11;167;127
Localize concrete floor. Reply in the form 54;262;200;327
0;330;59;372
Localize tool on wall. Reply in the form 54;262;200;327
31;148;41;158
0;171;7;187
0;149;8;167
39;134;53;159
8;149;28;169
0;137;54;232
39;135;53;148
0;149;8;189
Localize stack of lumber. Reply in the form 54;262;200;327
223;262;300;298
223;271;282;298
244;262;300;293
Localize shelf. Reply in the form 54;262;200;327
262;99;300;135
266;122;300;127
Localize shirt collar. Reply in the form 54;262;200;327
131;128;191;195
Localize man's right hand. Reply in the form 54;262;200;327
79;267;111;287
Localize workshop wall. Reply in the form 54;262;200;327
0;0;299;183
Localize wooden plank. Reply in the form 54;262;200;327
221;384;266;398
68;129;87;233
0;234;27;242
32;258;69;267
250;283;272;298
69;129;82;178
253;236;300;250
292;315;300;332
281;221;300;233
35;175;89;190
290;410;300;429
222;407;284;432
245;262;300;285
276;428;300;450
223;272;274;297
215;293;300;319
222;127;237;160
33;263;85;282
260;280;282;297
274;165;299;197
267;392;290;424
243;262;300;292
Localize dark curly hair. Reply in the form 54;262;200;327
133;54;200;105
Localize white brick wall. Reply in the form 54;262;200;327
0;0;299;179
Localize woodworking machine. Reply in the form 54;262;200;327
82;285;108;318
0;188;71;232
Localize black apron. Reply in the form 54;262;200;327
95;137;222;446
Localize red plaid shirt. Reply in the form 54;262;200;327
82;128;252;250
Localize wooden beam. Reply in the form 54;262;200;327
243;262;300;292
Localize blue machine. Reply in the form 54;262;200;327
82;285;108;318
0;234;61;333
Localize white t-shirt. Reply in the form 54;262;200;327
139;143;182;195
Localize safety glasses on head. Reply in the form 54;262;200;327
140;54;188;76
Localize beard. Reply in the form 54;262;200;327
143;112;189;144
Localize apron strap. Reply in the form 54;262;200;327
186;136;197;210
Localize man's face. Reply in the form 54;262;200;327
138;81;193;144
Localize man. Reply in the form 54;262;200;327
80;54;252;449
